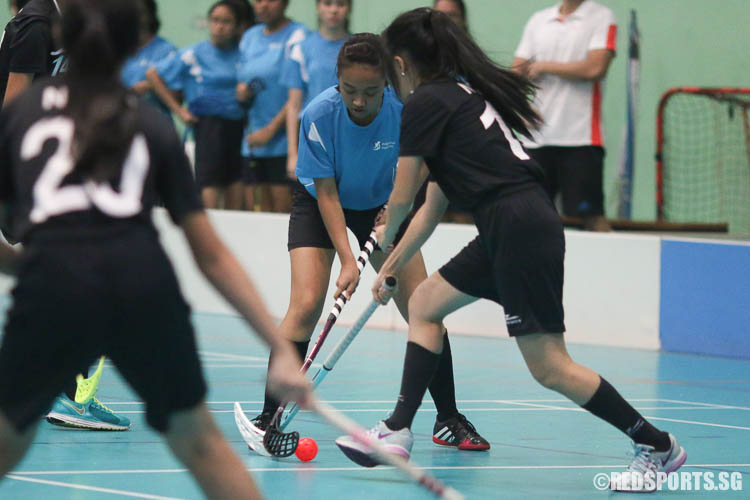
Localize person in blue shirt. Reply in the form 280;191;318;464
147;1;245;210
248;34;489;452
281;0;351;180
121;0;176;116
236;0;307;212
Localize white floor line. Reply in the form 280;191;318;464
198;351;267;362
198;364;267;368
6;475;184;499
643;416;750;431
97;398;733;405
105;407;750;414
13;464;750;476
658;399;750;411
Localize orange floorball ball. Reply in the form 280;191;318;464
296;437;318;462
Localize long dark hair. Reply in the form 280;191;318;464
141;0;161;35
61;0;141;181
336;32;388;78
382;8;540;138
226;0;255;31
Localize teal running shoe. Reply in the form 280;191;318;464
46;394;130;431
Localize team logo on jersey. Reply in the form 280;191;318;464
373;141;395;151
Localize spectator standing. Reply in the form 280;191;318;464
148;0;246;210
513;0;616;231
121;0;177;116
281;0;351;180
237;0;307;212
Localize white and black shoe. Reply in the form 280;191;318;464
612;433;687;492
335;420;413;468
432;413;490;451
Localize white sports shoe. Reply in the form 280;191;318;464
335;420;414;468
612;433;687;492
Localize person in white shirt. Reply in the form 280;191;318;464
513;0;616;231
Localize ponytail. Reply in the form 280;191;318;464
383;8;541;138
61;0;141;181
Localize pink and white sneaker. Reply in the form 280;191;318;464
612;433;687;492
335;420;413;468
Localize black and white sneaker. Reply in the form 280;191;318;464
250;411;274;432
432;413;490;451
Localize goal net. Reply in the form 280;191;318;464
657;88;750;235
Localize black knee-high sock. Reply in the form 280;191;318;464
262;340;310;414
385;342;441;431
64;363;90;401
427;333;459;421
582;376;670;451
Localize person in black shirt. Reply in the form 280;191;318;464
335;9;686;492
0;1;310;494
0;0;65;107
0;0;133;430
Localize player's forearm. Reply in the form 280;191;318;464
146;68;184;114
0;241;19;275
383;201;410;247
267;102;288;136
286;91;303;157
511;57;529;76
2;73;33;108
537;58;609;81
382;201;442;276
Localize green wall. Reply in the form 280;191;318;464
3;1;748;220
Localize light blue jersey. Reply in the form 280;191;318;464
121;36;177;115
237;21;308;158
154;40;243;121
280;32;349;112
297;86;402;210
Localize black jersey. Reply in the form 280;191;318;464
0;80;203;242
399;79;545;210
0;0;66;104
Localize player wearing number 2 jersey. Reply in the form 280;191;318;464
336;10;686;493
0;1;309;495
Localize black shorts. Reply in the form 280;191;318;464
288;181;408;251
193;115;244;189
243;156;290;184
528;146;605;217
439;184;566;336
0;230;207;432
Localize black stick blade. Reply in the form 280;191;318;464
263;427;299;458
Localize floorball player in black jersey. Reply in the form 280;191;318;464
0;0;134;431
0;1;309;497
335;8;686;493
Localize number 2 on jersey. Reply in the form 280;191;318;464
20;116;149;223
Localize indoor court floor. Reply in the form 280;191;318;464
1;308;748;499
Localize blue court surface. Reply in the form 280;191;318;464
1;311;748;499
